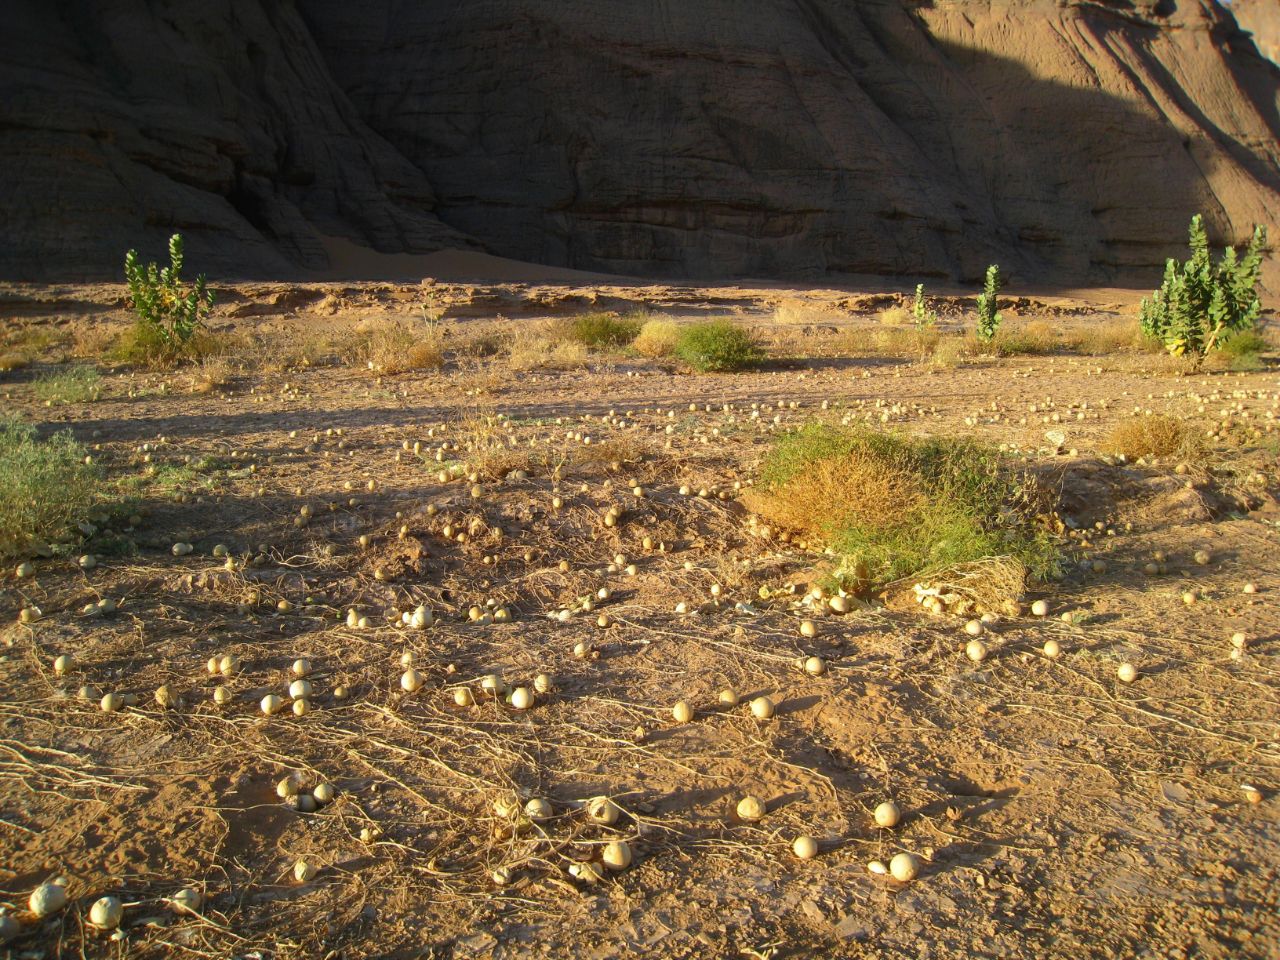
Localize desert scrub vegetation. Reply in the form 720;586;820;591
0;419;99;559
835;326;940;361
877;306;914;326
561;312;641;350
986;319;1058;356
745;423;1058;588
507;336;588;372
674;320;762;372
356;318;447;374
772;299;846;325
1;323;68;370
1069;318;1149;356
1140;214;1268;368
33;365;103;403
122;233;214;364
631;318;680;358
1101;414;1202;461
1215;328;1269;372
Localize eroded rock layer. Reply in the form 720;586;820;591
2;0;1277;283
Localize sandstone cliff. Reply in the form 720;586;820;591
1233;0;1280;65
1;0;1277;285
0;1;474;281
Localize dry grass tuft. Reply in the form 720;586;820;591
507;336;588;371
743;454;924;539
898;557;1028;611
70;322;122;361
361;319;447;374
190;355;236;393
773;300;847;325
456;323;509;359
0;352;30;372
877;306;914;326
928;335;969;367
1070;318;1148;355
1101;414;1201;460
632;319;681;358
836;326;940;360
994;319;1058;355
2;323;68;362
572;436;658;470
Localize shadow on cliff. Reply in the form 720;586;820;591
302;0;1280;289
2;0;1276;287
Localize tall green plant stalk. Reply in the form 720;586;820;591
976;265;1003;343
913;283;937;329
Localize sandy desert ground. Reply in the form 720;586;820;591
0;275;1278;959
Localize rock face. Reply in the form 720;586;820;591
1;0;1277;284
0;1;473;281
1233;0;1280;65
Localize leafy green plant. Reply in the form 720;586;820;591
674;320;762;372
33;365;102;404
913;283;938;328
0;419;99;558
123;233;214;362
975;266;1003;343
1139;215;1268;368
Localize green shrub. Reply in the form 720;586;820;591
123;233;214;363
1218;328;1268;359
0;419;99;558
1217;328;1268;372
33;365;102;404
1140;215;1268;368
746;423;1057;587
976;266;1003;343
563;313;641;349
674;320;762;372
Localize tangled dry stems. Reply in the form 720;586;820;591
1101;414;1201;460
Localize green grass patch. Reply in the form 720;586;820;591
674;320;762;372
0;419;99;558
1218;328;1268;371
33;365;103;403
562;313;642;350
748;423;1058;587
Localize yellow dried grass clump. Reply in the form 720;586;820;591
1071;318;1147;355
507;337;588;371
363;319;447;373
1101;414;1200;460
994;319;1058;355
835;326;940;359
631;319;680;358
773;300;846;326
743;453;925;540
190;356;235;393
877;306;914;326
